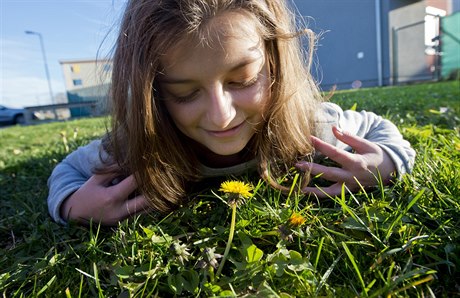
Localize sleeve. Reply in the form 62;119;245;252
316;102;416;177
47;140;106;225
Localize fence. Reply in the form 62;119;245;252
391;12;460;85
24;101;102;125
441;12;460;79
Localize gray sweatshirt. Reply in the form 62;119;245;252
47;103;416;224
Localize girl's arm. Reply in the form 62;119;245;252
47;140;102;224
297;102;416;196
47;140;150;225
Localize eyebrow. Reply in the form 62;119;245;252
159;57;263;85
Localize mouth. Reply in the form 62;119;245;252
206;121;245;138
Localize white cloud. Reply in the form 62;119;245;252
1;37;66;108
0;76;65;108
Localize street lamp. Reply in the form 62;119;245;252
25;30;55;107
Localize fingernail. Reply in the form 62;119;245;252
295;161;311;171
334;126;343;135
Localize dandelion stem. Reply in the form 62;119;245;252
217;203;237;277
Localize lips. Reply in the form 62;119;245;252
206;121;245;138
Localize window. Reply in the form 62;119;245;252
73;79;83;86
70;64;80;73
103;64;112;72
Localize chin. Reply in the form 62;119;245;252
208;143;247;156
211;148;244;156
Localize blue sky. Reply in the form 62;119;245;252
1;0;127;108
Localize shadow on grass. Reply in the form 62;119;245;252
0;152;96;293
1;152;68;251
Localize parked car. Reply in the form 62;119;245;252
0;105;26;125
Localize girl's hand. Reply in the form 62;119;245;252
60;173;151;226
297;126;396;197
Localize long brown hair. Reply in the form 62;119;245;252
103;0;322;212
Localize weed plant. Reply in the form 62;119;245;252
0;81;459;297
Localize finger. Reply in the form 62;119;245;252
111;174;138;199
302;183;345;198
123;195;152;218
90;172;122;185
311;136;357;166
332;126;379;155
297;161;350;183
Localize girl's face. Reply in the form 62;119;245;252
159;11;270;159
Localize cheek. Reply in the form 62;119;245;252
165;103;203;135
238;83;270;114
164;103;195;128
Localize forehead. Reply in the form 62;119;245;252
160;11;265;71
198;10;262;46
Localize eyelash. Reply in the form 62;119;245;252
174;91;199;104
233;75;259;88
171;75;260;104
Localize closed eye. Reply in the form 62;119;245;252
229;74;259;89
171;90;200;104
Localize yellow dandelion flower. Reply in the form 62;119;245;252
216;180;253;277
219;180;253;198
289;213;306;227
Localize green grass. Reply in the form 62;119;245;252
1;80;459;297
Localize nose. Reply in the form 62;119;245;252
207;85;236;129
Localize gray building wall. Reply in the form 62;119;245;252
66;84;109;117
291;0;445;89
292;0;382;90
389;2;433;83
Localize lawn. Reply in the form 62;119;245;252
1;80;459;297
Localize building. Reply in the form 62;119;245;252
59;58;112;116
291;0;460;90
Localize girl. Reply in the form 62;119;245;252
48;0;415;226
